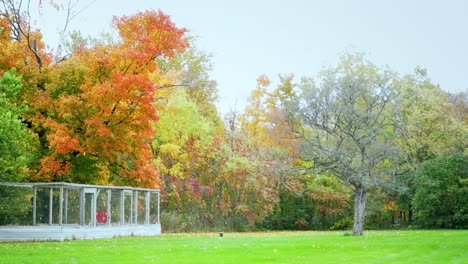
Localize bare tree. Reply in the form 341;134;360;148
0;0;96;66
52;0;96;64
286;53;400;235
1;0;44;67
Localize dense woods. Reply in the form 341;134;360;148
0;1;466;234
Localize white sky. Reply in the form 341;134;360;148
37;0;468;115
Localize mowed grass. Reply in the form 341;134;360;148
0;230;467;264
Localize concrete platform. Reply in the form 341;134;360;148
0;224;161;242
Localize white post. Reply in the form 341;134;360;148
49;188;53;225
32;187;36;225
130;191;134;224
120;190;125;225
59;186;63;225
134;191;138;224
157;192;160;224
79;188;85;226
64;189;68;224
145;192;150;225
91;192;96;227
107;189;112;226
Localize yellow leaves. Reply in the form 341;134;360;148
150;66;183;87
155;143;191;179
383;200;398;212
159;143;181;160
95;162;111;185
256;74;270;88
47;0;62;11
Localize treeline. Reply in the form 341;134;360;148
0;3;466;232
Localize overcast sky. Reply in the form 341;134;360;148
38;0;468;115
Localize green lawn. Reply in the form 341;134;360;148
0;230;467;263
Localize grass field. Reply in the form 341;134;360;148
0;230;467;263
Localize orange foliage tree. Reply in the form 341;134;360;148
1;6;188;187
37;10;188;187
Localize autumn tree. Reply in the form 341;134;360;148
0;5;189;187
31;10;188;187
214;76;307;230
148;38;227;230
155;41;219;121
217;153;277;230
397;69;464;168
218;124;278;230
243;75;351;230
152;88;219;228
239;75;303;194
154;84;277;231
0;0;49;68
284;53;400;235
394;69;467;225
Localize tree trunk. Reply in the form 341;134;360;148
408;203;413;223
352;186;367;236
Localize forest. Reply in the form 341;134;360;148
0;1;466;236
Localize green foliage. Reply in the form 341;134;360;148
396;70;462;166
160;211;217;233
392;72;467;227
0;70;36;225
0;69;35;182
330;217;353;230
0;186;32;225
66;154;100;183
364;189;399;229
412;155;467;228
261;191;316;230
262;173;351;231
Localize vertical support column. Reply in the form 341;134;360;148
32;186;37;225
157;191;160;224
49;188;53;225
59;186;63;225
91;191;96;227
79;188;85;226
133;191;138;224
107;189;112;226
130;191;134;224
120;190;125;225
145;191;150;225
64;189;69;224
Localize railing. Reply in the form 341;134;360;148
0;182;160;227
